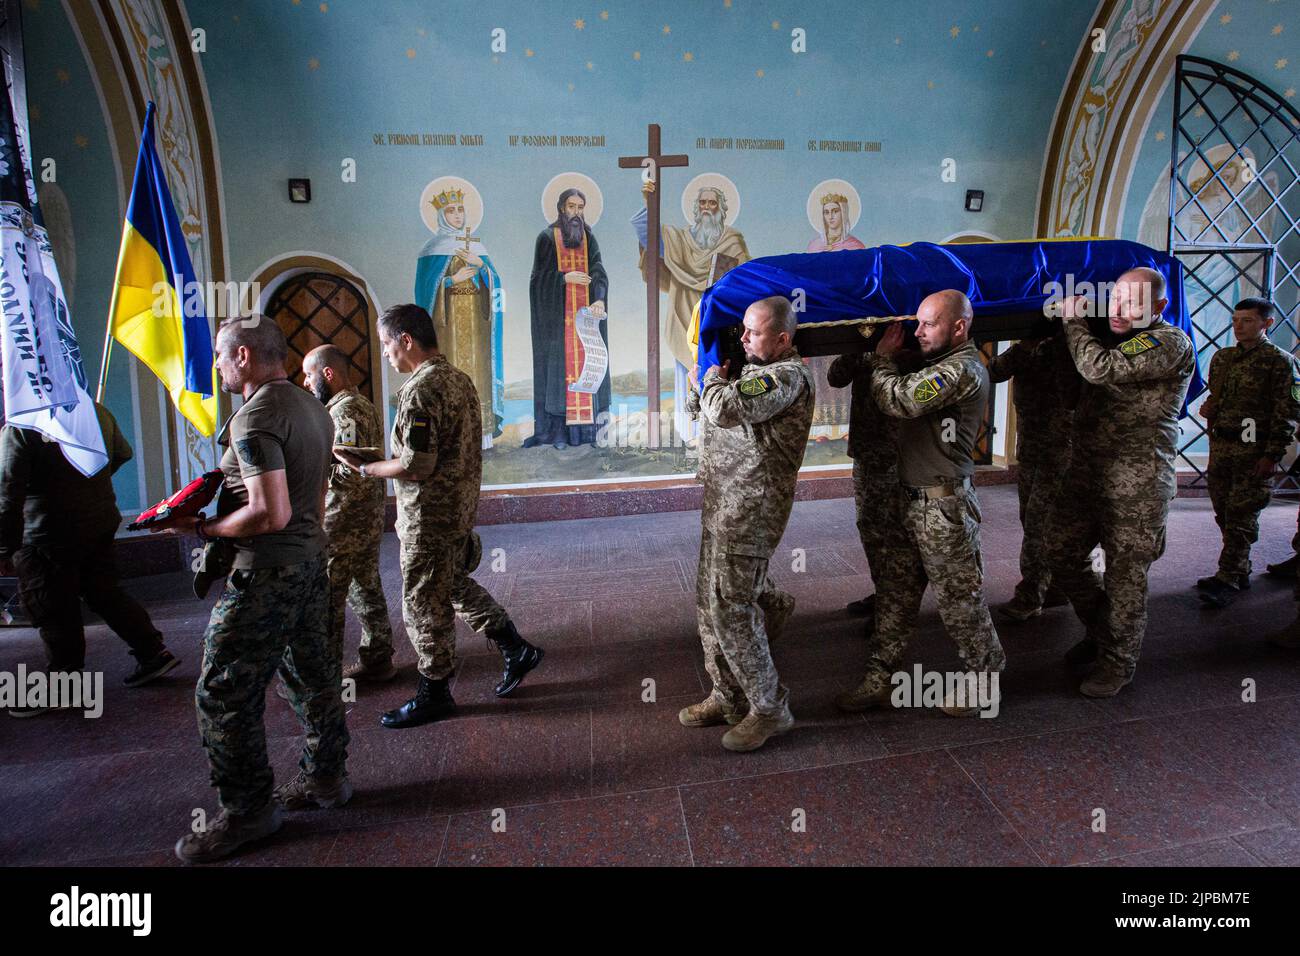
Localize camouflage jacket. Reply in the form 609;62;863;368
987;332;1081;465
1202;338;1300;461
696;348;815;557
324;388;387;535
826;352;899;473
391;354;483;548
1063;317;1195;500
868;340;989;487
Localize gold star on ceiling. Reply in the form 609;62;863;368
894;37;901;45
1227;50;1240;61
973;25;980;32
950;26;959;39
683;51;694;62
74;134;88;148
1193;106;1205;116
724;0;732;7
319;2;327;11
492;55;499;63
927;80;936;89
633;50;641;60
1155;130;1166;141
567;82;575;92
1273;24;1284;35
55;68;70;84
233;14;240;22
1277;58;1289;69
586;61;594;70
986;49;995;57
308;57;320;70
600;11;609;20
574;18;585;30
756;69;764;77
526;48;535;57
417;28;426;37
771;20;780;30
1219;13;1231;25
292;0;300;5
1285;88;1296;99
406;48;416;59
662;25;671;35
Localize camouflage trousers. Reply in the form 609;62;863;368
400;532;510;681
1206;446;1272;581
1013;453;1067;606
1046;478;1168;677
863;485;1004;681
327;538;394;668
852;458;899;590
696;527;789;718
195;553;349;815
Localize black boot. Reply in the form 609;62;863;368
1267;554;1299;579
489;621;543;698
380;676;455;729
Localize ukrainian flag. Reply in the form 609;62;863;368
106;101;216;436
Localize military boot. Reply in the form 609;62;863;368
488;620;543;698
174;803;283;864
997;596;1042;623
343;658;398;683
1079;662;1133;698
678;696;747;727
1199;577;1242;609
845;593;876;618
1041;586;1070;608
1266;554;1298;579
721;701;795;752
273;770;353;810
764;592;796;647
380;676;456;728
835;672;892;712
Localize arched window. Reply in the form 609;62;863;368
264;272;375;401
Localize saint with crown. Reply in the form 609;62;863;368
414;178;504;447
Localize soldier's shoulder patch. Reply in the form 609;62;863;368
912;373;947;404
1119;332;1161;357
739;374;777;398
407;412;431;452
235;437;264;469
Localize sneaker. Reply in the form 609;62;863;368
174;803;283;864
678;697;747;728
344;659;398;683
721;704;795;752
273;770;353;810
124;649;181;688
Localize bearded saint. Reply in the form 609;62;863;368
805;193;864;441
524;187;609;449
632;184;750;444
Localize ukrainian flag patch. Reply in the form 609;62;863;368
1119;332;1161;357
913;374;947;404
739;374;777;398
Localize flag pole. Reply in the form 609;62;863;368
95;321;113;402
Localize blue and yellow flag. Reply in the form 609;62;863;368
106;101;216;436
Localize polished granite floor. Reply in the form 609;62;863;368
2;484;1298;867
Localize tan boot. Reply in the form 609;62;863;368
835;673;892;712
273;770;354;810
940;675;999;718
1079;662;1133;698
764;593;796;647
721;703;795;752
997;596;1042;623
344;659;398;683
678;697;747;728
174;803;283;864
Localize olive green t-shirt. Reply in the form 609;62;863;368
217;379;333;569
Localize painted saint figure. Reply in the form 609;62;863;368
805;188;864;440
525;187;610;448
414;184;504;447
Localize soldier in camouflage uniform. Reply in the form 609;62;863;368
337;304;542;729
1046;269;1195;697
836;291;1005;718
300;345;396;681
1196;298;1300;608
987;331;1082;621
165;317;349;864
680;296;814;753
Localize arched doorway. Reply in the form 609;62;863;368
263;273;375;401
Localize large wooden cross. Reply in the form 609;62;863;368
619;124;688;449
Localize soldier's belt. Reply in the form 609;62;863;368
902;477;971;502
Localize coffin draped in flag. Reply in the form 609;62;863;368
0;56;107;476
693;238;1204;414
106;101;216;436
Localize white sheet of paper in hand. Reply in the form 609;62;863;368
568;306;609;394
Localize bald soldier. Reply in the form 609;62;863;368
837;290;1005;717
300;346;396;682
1047;268;1195;697
681;296;813;752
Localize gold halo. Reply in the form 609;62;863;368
1184;143;1257;197
806;178;862;235
680;172;741;227
420;176;484;233
541;172;603;226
